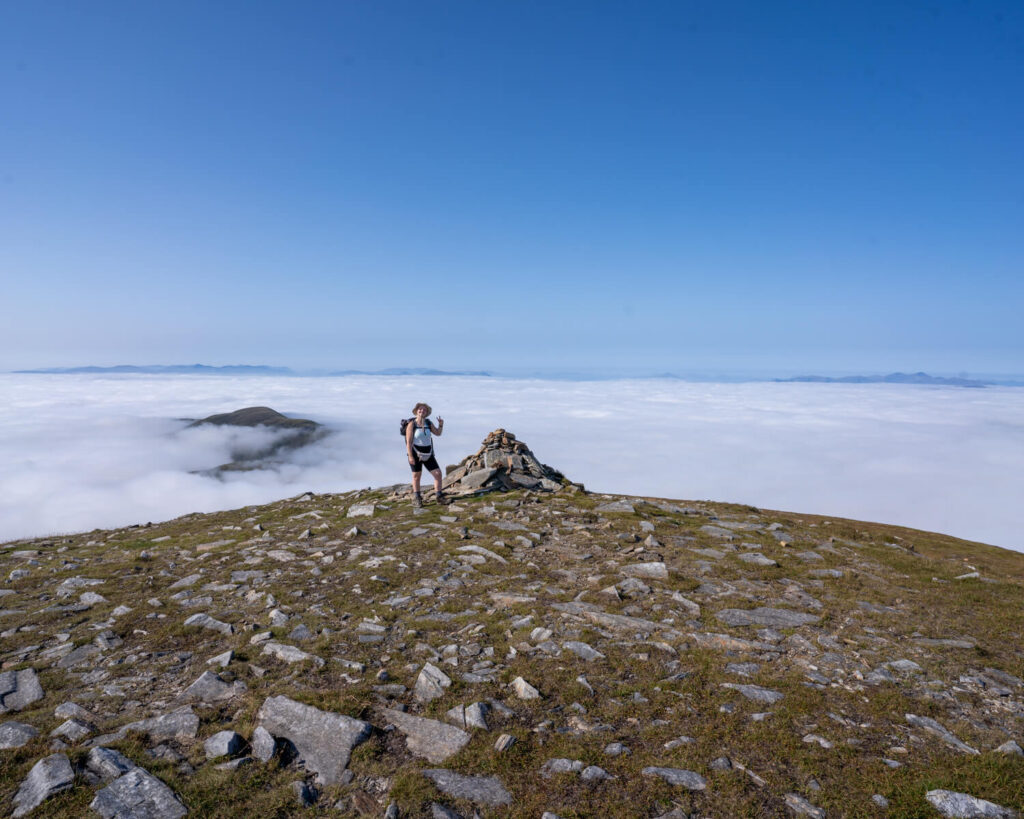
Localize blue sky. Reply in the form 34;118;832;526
2;1;1022;376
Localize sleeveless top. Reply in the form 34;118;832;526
412;420;433;459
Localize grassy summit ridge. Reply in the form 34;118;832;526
0;438;1021;817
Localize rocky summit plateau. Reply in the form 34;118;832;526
0;430;1021;818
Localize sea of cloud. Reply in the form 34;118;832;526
1;373;1022;552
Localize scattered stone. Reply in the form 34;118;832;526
738;553;779;567
872;794;890;808
90;767;188;819
0;720;39;749
204;730;244;759
251;726;276;763
925;789;1019;818
603;742;630;756
12;754;75;817
716;607;819;628
642;767;707;790
721;683;785;704
85;747;137;783
261;641;325;667
421;769;513;806
784;793;826;818
580;765;613;782
382;707;470;763
347;503;376;517
257;695;372;785
0;669;44;713
495;734;516;752
596;500;635;514
415;663;453;702
563;641;605;661
995;740;1022;756
906;714;979;755
51;717;94;743
511;676;541;699
183;612;233;635
292;780;318;806
180;670;247;703
620;562;668;580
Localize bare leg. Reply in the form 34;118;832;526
429;468;443;494
411;469;422;494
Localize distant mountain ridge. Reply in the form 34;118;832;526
16;364;294;375
777;371;990;387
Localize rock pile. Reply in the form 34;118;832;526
442;429;568;494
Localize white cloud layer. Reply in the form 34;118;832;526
1;374;1022;552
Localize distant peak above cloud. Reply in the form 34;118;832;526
777;372;993;388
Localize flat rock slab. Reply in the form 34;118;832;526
13;753;75;817
347;503;376;517
257;695;371;786
721;683;785;704
0;720;39;749
620;562;669;580
381;707;470;763
925;789;1019;818
596;500;635;514
415;662;453;702
421;769;513;806
689;632;779;653
563;641;605;661
716;607;820;628
86;747;137;783
785;793;826;818
906;714;979;755
180;670;247;703
737;552;779;567
99;708;200;745
0;668;44;713
183;612;233;635
90;767;188;819
642;767;707;790
552;602;664;635
261;641;324;667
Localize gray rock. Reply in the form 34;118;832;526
542;758;583;776
57;643;101;669
421;769;513;806
415;662;453;702
461;468;499;490
641;766;707;790
251;725;276;762
55;702;92;721
510;676;541;699
580;765;613;782
906;714;979;755
872;794;890;808
784;793;826;818
0;668;44;712
620;562;668;580
347;503;376;517
12;753;75;817
51;717;95;743
86;747;137;783
257;695;372;786
431;804;462;819
180;671;247;703
596;500;635;514
925;790;1019;818
721;683;785;704
261;641;324;667
716;607;819;628
737;552;779;567
709;756;733;770
603;742;630;756
563;641;605;661
494;734;516;752
94;708;200;746
996;740;1022;756
382;707;470;763
204;730;244;759
0;720;39;749
90;767;188;819
182;612;233;635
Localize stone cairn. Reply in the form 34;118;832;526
441;429;567;495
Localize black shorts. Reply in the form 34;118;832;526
410;453;439;473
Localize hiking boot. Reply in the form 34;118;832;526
412;493;422;508
435;490;447;505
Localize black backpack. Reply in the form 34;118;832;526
400;417;425;437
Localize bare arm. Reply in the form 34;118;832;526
430;417;444;436
406;422;416;461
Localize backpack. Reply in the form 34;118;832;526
400;418;412;437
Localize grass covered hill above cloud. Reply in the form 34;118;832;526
0;429;1021;817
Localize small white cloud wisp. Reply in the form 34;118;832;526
1;373;1022;552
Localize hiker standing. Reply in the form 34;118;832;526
406;403;445;507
